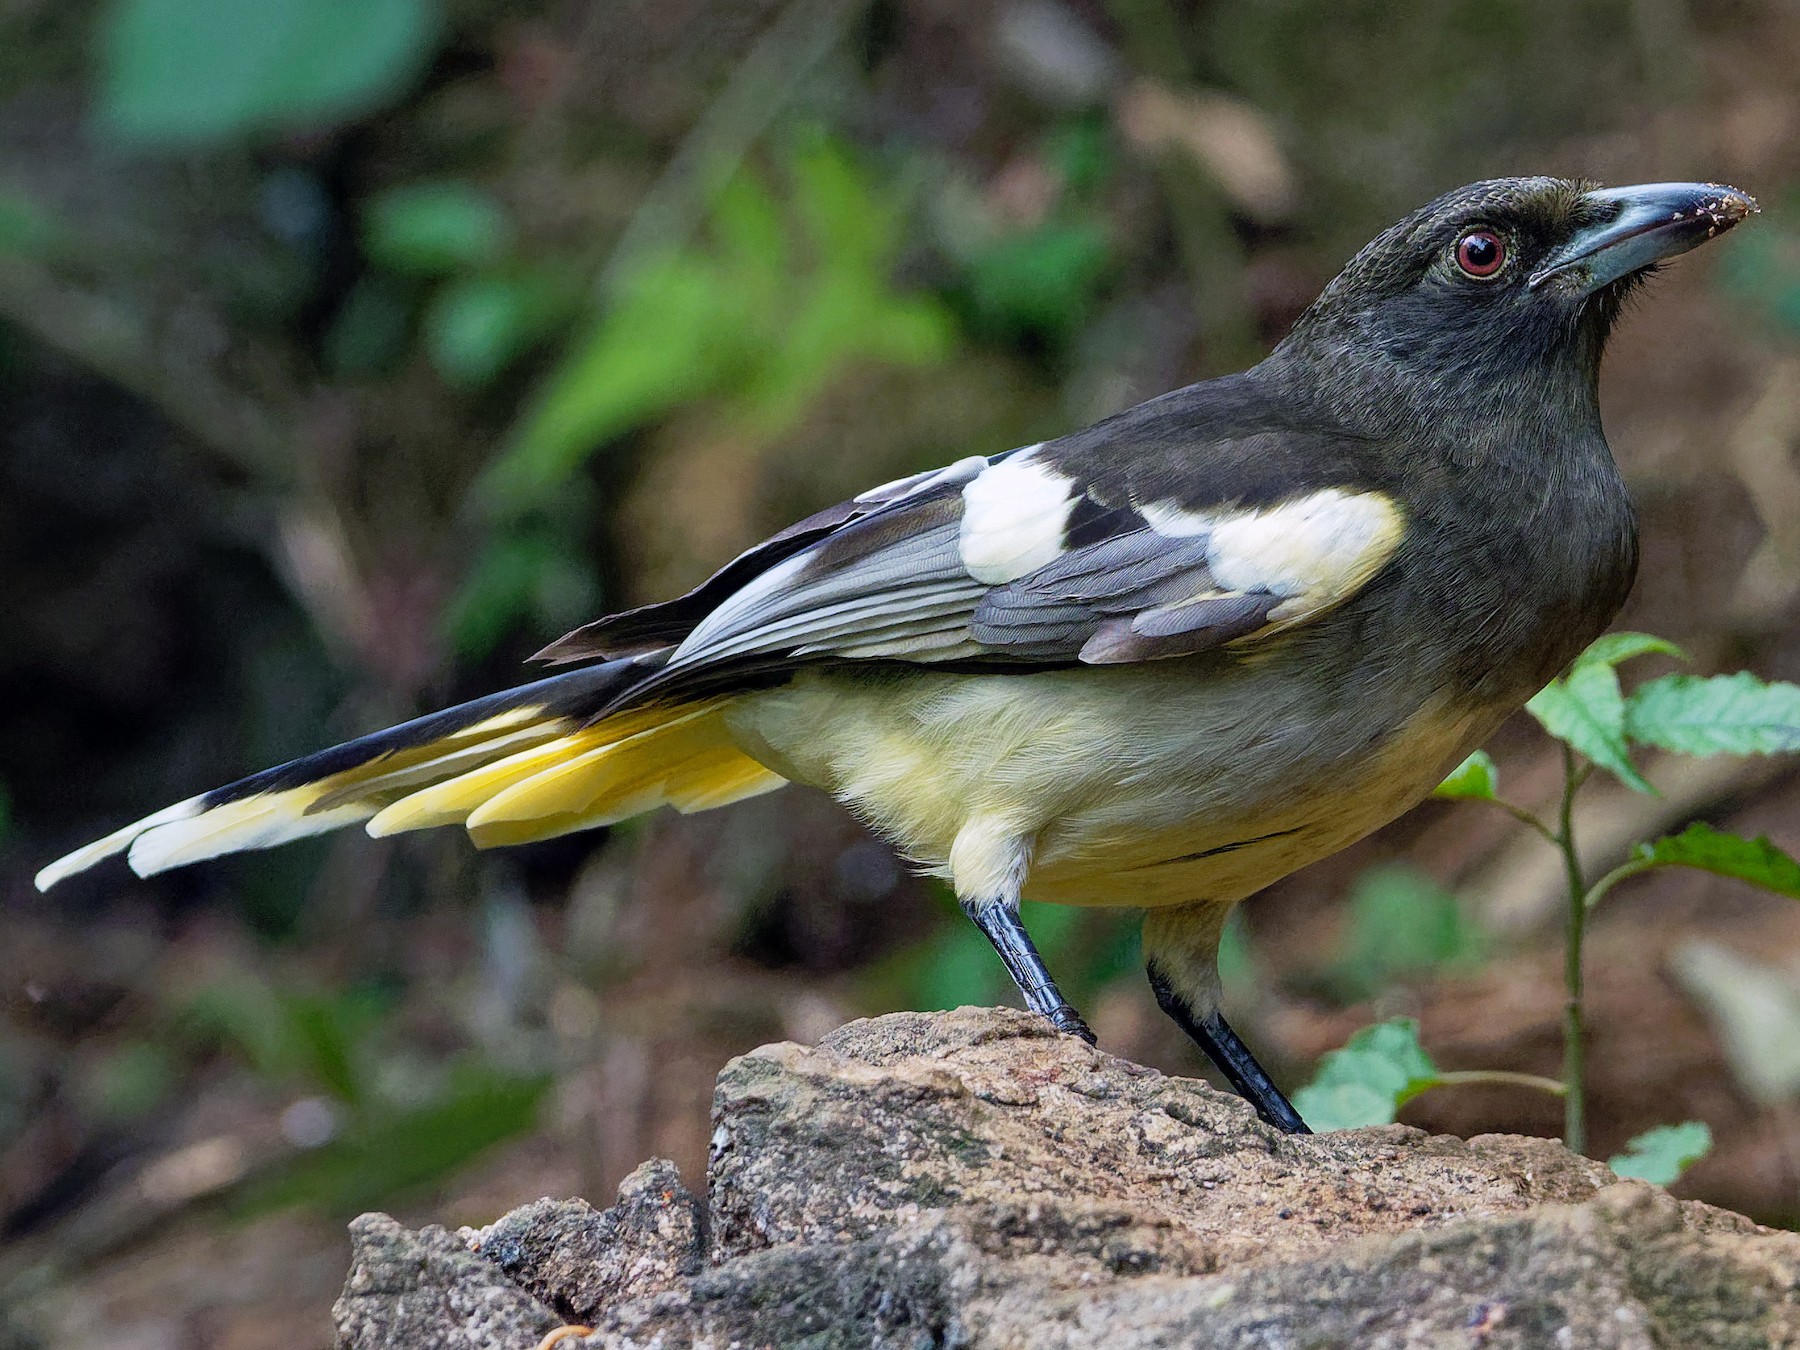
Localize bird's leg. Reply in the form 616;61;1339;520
1148;968;1309;1134
961;898;1095;1043
1143;900;1310;1135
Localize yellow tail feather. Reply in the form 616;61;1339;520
376;699;786;849
37;690;787;889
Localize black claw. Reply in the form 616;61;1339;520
1047;1006;1097;1043
1149;967;1311;1135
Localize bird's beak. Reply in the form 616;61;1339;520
1529;181;1758;293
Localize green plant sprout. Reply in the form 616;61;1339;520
1298;632;1800;1180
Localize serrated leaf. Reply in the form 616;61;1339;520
1608;1121;1712;1185
1433;750;1497;801
1634;823;1800;900
1572;631;1686;672
1292;1018;1439;1131
1624;672;1800;757
1527;661;1653;793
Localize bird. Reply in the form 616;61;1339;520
36;177;1756;1135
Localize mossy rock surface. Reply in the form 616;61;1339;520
334;1007;1800;1350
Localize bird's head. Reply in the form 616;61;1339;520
1275;177;1757;433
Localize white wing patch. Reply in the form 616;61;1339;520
1204;489;1404;626
1138;500;1217;538
853;455;990;506
958;450;1074;584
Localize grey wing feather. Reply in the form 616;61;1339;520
660;486;1282;677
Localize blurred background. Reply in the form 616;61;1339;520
3;0;1800;1343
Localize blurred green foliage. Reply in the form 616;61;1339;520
954;118;1117;349
364;183;513;277
1719;214;1800;338
236;1063;548;1215
170;972;549;1213
99;0;437;144
444;514;600;662
78;1040;179;1124
0;191;62;258
446;131;960;659
178;975;391;1104
1326;864;1486;1002
485;133;956;512
884;888;1138;1015
1292;1018;1439;1131
1609;1121;1712;1186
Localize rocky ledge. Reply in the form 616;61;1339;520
333;1007;1800;1349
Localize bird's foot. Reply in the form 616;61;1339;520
1041;1003;1097;1044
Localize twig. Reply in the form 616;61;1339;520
1430;1069;1568;1097
1556;744;1588;1156
1466;752;1795;935
0;253;300;484
596;0;870;296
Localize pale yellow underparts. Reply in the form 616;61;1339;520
729;661;1495;909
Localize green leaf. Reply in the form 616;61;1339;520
444;527;599;661
1292;1018;1438;1131
964;219;1113;344
1527;660;1653;793
484;253;746;510
1632;823;1800;900
1329;865;1486;1001
1624;672;1800;757
425;274;558;387
365;182;511;276
1608;1121;1712;1185
489;133;951;511
1572;631;1685;672
99;0;435;145
1432;750;1497;801
234;1065;549;1215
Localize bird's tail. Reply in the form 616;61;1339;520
34;661;785;891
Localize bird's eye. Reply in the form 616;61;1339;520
1455;229;1507;278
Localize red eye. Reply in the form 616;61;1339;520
1456;229;1506;278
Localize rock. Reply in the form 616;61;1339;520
333;1214;558;1350
333;1007;1800;1349
459;1160;703;1323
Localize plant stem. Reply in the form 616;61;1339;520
1493;798;1557;843
1430;1069;1569;1096
1583;858;1653;912
1556;742;1589;1155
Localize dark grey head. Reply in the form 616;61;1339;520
1272;177;1757;433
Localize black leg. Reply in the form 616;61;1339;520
961;899;1095;1043
1149;968;1310;1134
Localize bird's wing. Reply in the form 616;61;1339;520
542;388;1408;687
